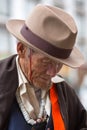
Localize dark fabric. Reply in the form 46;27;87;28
46;110;54;130
56;82;87;130
0;54;87;130
8;98;51;130
0;55;18;130
8;98;32;130
31;121;47;130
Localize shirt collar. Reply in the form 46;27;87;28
51;74;64;83
16;56;28;87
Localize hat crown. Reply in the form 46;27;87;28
25;4;77;50
6;4;84;68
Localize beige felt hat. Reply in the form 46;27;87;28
6;4;84;68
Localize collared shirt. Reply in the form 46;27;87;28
51;75;64;83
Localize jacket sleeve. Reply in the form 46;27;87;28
0;55;18;130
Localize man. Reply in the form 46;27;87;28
0;4;87;130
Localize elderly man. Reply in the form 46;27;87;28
0;4;87;130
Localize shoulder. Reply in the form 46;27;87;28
52;75;78;101
0;54;17;68
0;54;17;79
51;74;72;91
56;79;82;107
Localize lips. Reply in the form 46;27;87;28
39;76;51;83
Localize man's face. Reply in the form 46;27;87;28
18;43;63;90
29;52;63;89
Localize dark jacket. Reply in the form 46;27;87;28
0;55;87;130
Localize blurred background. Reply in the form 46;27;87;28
0;0;87;109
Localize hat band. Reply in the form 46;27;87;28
21;24;72;59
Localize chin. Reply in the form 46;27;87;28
33;81;51;90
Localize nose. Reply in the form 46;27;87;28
46;64;58;77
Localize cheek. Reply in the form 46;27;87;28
31;60;44;72
24;60;30;77
31;64;47;82
32;65;47;75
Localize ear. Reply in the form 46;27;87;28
17;42;26;58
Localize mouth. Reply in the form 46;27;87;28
39;76;51;83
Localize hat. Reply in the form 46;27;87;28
6;4;84;68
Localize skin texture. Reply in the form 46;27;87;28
17;42;63;90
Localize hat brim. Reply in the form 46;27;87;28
6;19;84;68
